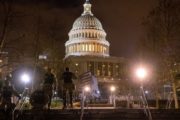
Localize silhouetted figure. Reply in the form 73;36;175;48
61;67;77;109
43;68;56;109
0;80;20;119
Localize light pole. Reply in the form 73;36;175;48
135;67;148;104
17;73;31;112
110;85;116;107
135;67;152;120
82;86;90;107
80;85;91;120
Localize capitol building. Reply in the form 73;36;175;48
64;0;127;97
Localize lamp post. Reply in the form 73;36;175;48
80;85;91;120
81;86;91;109
83;86;90;105
135;67;152;120
110;85;116;107
135;67;148;105
19;73;30;110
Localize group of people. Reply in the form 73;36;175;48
43;67;77;109
0;66;77;111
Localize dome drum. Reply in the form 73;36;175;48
65;42;109;57
65;39;109;46
69;29;106;40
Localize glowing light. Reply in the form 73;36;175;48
21;73;30;84
136;67;147;80
145;90;149;94
84;86;90;92
110;86;116;92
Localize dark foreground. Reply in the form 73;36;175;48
1;108;180;120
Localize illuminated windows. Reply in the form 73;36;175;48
92;44;95;51
82;44;85;51
89;44;92;51
66;42;109;56
85;44;88;51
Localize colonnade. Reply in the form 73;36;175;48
69;30;106;40
66;43;109;55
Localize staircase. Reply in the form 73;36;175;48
1;109;180;120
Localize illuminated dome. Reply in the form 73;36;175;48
72;15;103;30
65;0;110;58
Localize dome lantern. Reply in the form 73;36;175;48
82;0;93;16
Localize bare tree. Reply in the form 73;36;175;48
140;0;180;108
0;0;14;52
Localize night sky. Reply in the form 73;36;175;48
0;0;158;60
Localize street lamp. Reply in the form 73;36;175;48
110;85;116;107
110;85;116;92
83;86;91;103
81;85;91;120
135;66;152;120
135;67;148;100
84;86;90;92
136;67;147;80
82;86;91;106
21;73;30;88
20;73;31;109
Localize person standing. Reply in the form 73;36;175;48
43;68;56;109
61;67;77;109
0;80;20;114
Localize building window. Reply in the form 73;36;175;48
95;44;97;52
98;62;102;76
100;46;103;52
97;70;100;76
82;44;85;51
89;44;92;51
108;63;113;76
77;44;79;52
92;44;95;52
87;62;94;75
69;46;72;53
98;44;100;53
108;71;111;76
85;44;88;51
103;46;107;54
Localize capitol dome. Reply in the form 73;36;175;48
72;15;103;30
65;0;110;58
